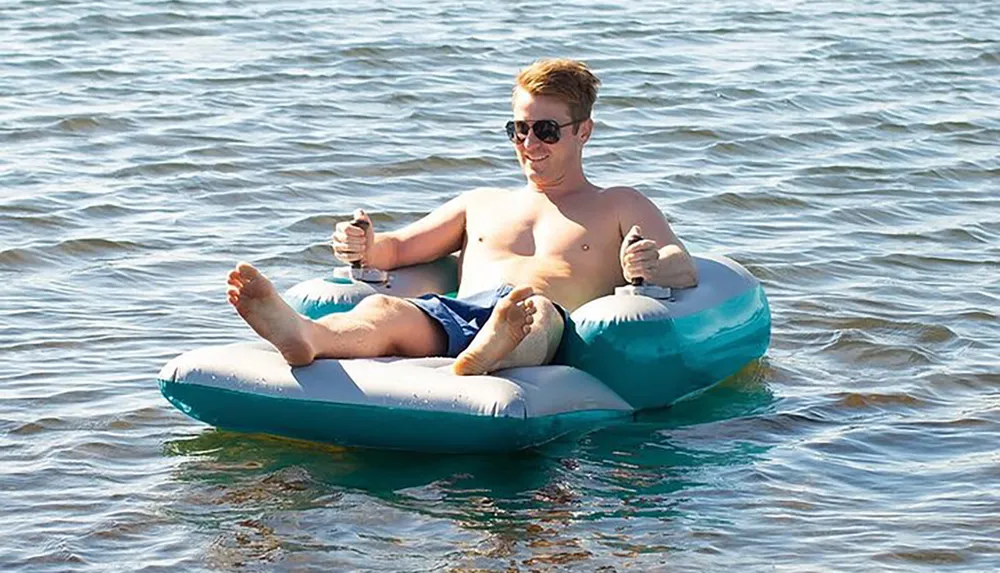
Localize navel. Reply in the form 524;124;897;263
581;243;590;251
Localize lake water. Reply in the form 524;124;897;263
2;0;999;570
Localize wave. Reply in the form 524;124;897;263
0;237;145;268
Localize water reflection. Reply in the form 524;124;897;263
162;362;775;568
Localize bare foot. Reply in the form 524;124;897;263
227;262;315;366
453;286;536;376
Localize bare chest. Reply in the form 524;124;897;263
465;193;620;266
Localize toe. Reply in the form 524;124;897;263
236;262;261;281
507;285;534;303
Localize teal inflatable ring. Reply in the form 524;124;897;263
158;255;770;452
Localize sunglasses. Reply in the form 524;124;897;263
505;118;586;144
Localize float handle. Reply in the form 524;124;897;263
627;234;645;287
351;217;370;271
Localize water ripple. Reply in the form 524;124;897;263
2;0;1000;570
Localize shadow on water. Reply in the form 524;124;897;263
162;362;775;566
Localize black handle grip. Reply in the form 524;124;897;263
627;234;644;286
351;218;370;269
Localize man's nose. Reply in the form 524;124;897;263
522;128;543;147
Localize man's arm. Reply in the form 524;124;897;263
613;187;698;288
364;192;470;270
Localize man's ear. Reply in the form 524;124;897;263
579;118;594;143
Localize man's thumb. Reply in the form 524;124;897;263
627;225;643;239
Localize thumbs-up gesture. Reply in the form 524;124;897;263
619;225;659;284
332;209;374;265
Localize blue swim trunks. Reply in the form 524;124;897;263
407;285;569;358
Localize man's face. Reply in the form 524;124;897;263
510;88;590;187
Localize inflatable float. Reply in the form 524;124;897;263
158;255;770;453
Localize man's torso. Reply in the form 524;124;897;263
458;187;626;311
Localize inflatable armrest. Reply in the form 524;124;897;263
561;255;771;410
285;254;460;319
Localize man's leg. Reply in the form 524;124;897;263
227;263;446;365
452;286;565;376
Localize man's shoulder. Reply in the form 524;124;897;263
598;185;651;210
596;186;662;223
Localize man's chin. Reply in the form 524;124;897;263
526;172;551;187
523;160;547;178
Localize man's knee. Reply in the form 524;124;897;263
313;294;402;356
354;294;445;357
354;293;397;314
351;294;407;326
314;294;399;330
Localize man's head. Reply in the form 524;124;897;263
509;59;601;190
513;58;601;127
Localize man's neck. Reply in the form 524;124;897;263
526;170;597;199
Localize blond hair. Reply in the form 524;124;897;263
514;58;601;126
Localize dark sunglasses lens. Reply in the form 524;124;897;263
534;120;561;143
506;120;562;143
505;121;517;141
506;120;532;142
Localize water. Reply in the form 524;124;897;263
2;0;999;570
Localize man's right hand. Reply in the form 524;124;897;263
332;209;374;265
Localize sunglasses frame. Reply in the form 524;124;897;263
505;118;587;144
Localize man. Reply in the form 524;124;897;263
227;58;697;375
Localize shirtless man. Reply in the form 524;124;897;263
227;58;698;375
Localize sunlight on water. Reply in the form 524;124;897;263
1;0;998;570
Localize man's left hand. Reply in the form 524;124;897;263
620;225;660;284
